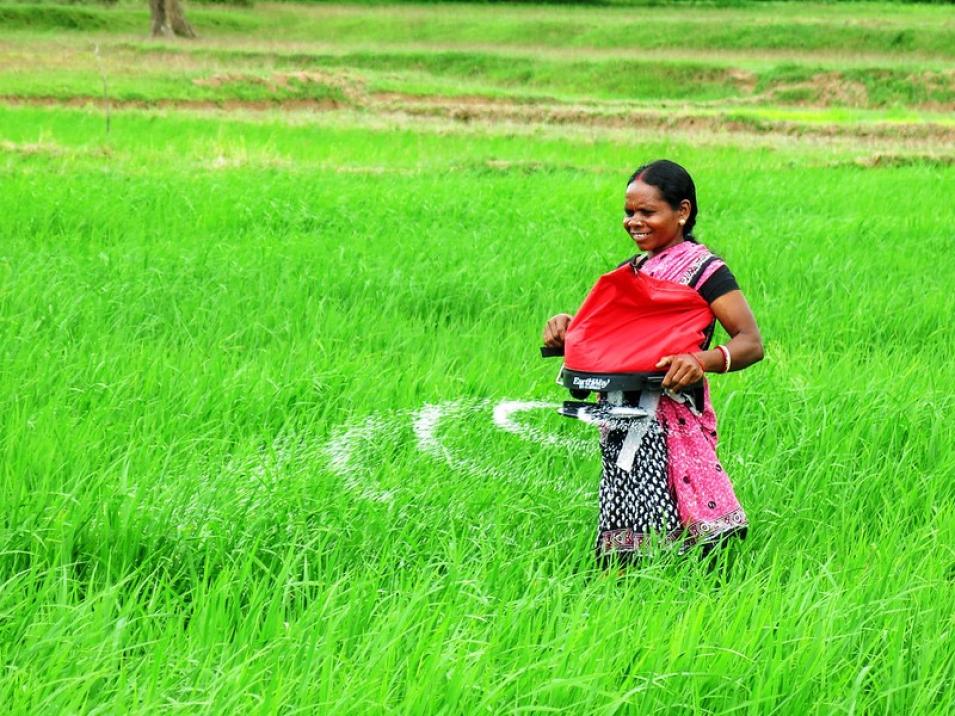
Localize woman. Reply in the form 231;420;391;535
542;160;763;563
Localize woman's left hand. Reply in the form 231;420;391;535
656;353;704;392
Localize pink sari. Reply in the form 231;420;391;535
639;241;748;543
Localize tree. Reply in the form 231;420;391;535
149;0;196;38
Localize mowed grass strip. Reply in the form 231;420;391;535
1;42;953;132
1;101;954;711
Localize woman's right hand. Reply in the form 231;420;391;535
542;313;573;347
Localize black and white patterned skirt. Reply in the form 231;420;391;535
596;418;681;564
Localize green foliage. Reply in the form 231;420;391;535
4;1;954;59
0;4;126;31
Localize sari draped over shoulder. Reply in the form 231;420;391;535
595;241;747;560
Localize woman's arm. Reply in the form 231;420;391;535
700;289;764;372
658;290;763;391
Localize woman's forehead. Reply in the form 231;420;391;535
625;180;664;204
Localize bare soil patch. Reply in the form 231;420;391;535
370;93;955;143
849;153;955;168
0;139;64;156
3;92;953;150
193;70;360;97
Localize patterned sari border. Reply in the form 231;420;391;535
597;528;684;555
685;508;747;543
597;508;748;558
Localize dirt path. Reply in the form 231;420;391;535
4;92;954;153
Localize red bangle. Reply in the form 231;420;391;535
688;353;706;373
716;345;732;373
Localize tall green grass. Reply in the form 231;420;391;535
2;0;953;711
1;102;954;711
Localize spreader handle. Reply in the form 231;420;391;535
540;345;564;358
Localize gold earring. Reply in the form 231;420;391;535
679;219;686;226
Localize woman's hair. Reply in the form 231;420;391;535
627;160;698;240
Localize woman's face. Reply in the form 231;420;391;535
623;180;690;256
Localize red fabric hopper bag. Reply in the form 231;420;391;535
563;264;714;375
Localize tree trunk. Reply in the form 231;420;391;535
149;0;196;38
165;0;196;38
149;0;167;37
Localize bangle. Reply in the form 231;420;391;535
688;353;706;373
716;345;732;373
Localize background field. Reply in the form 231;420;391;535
2;1;954;713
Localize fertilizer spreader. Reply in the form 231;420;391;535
542;260;716;424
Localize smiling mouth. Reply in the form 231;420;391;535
630;232;650;240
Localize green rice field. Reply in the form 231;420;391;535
1;1;954;712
